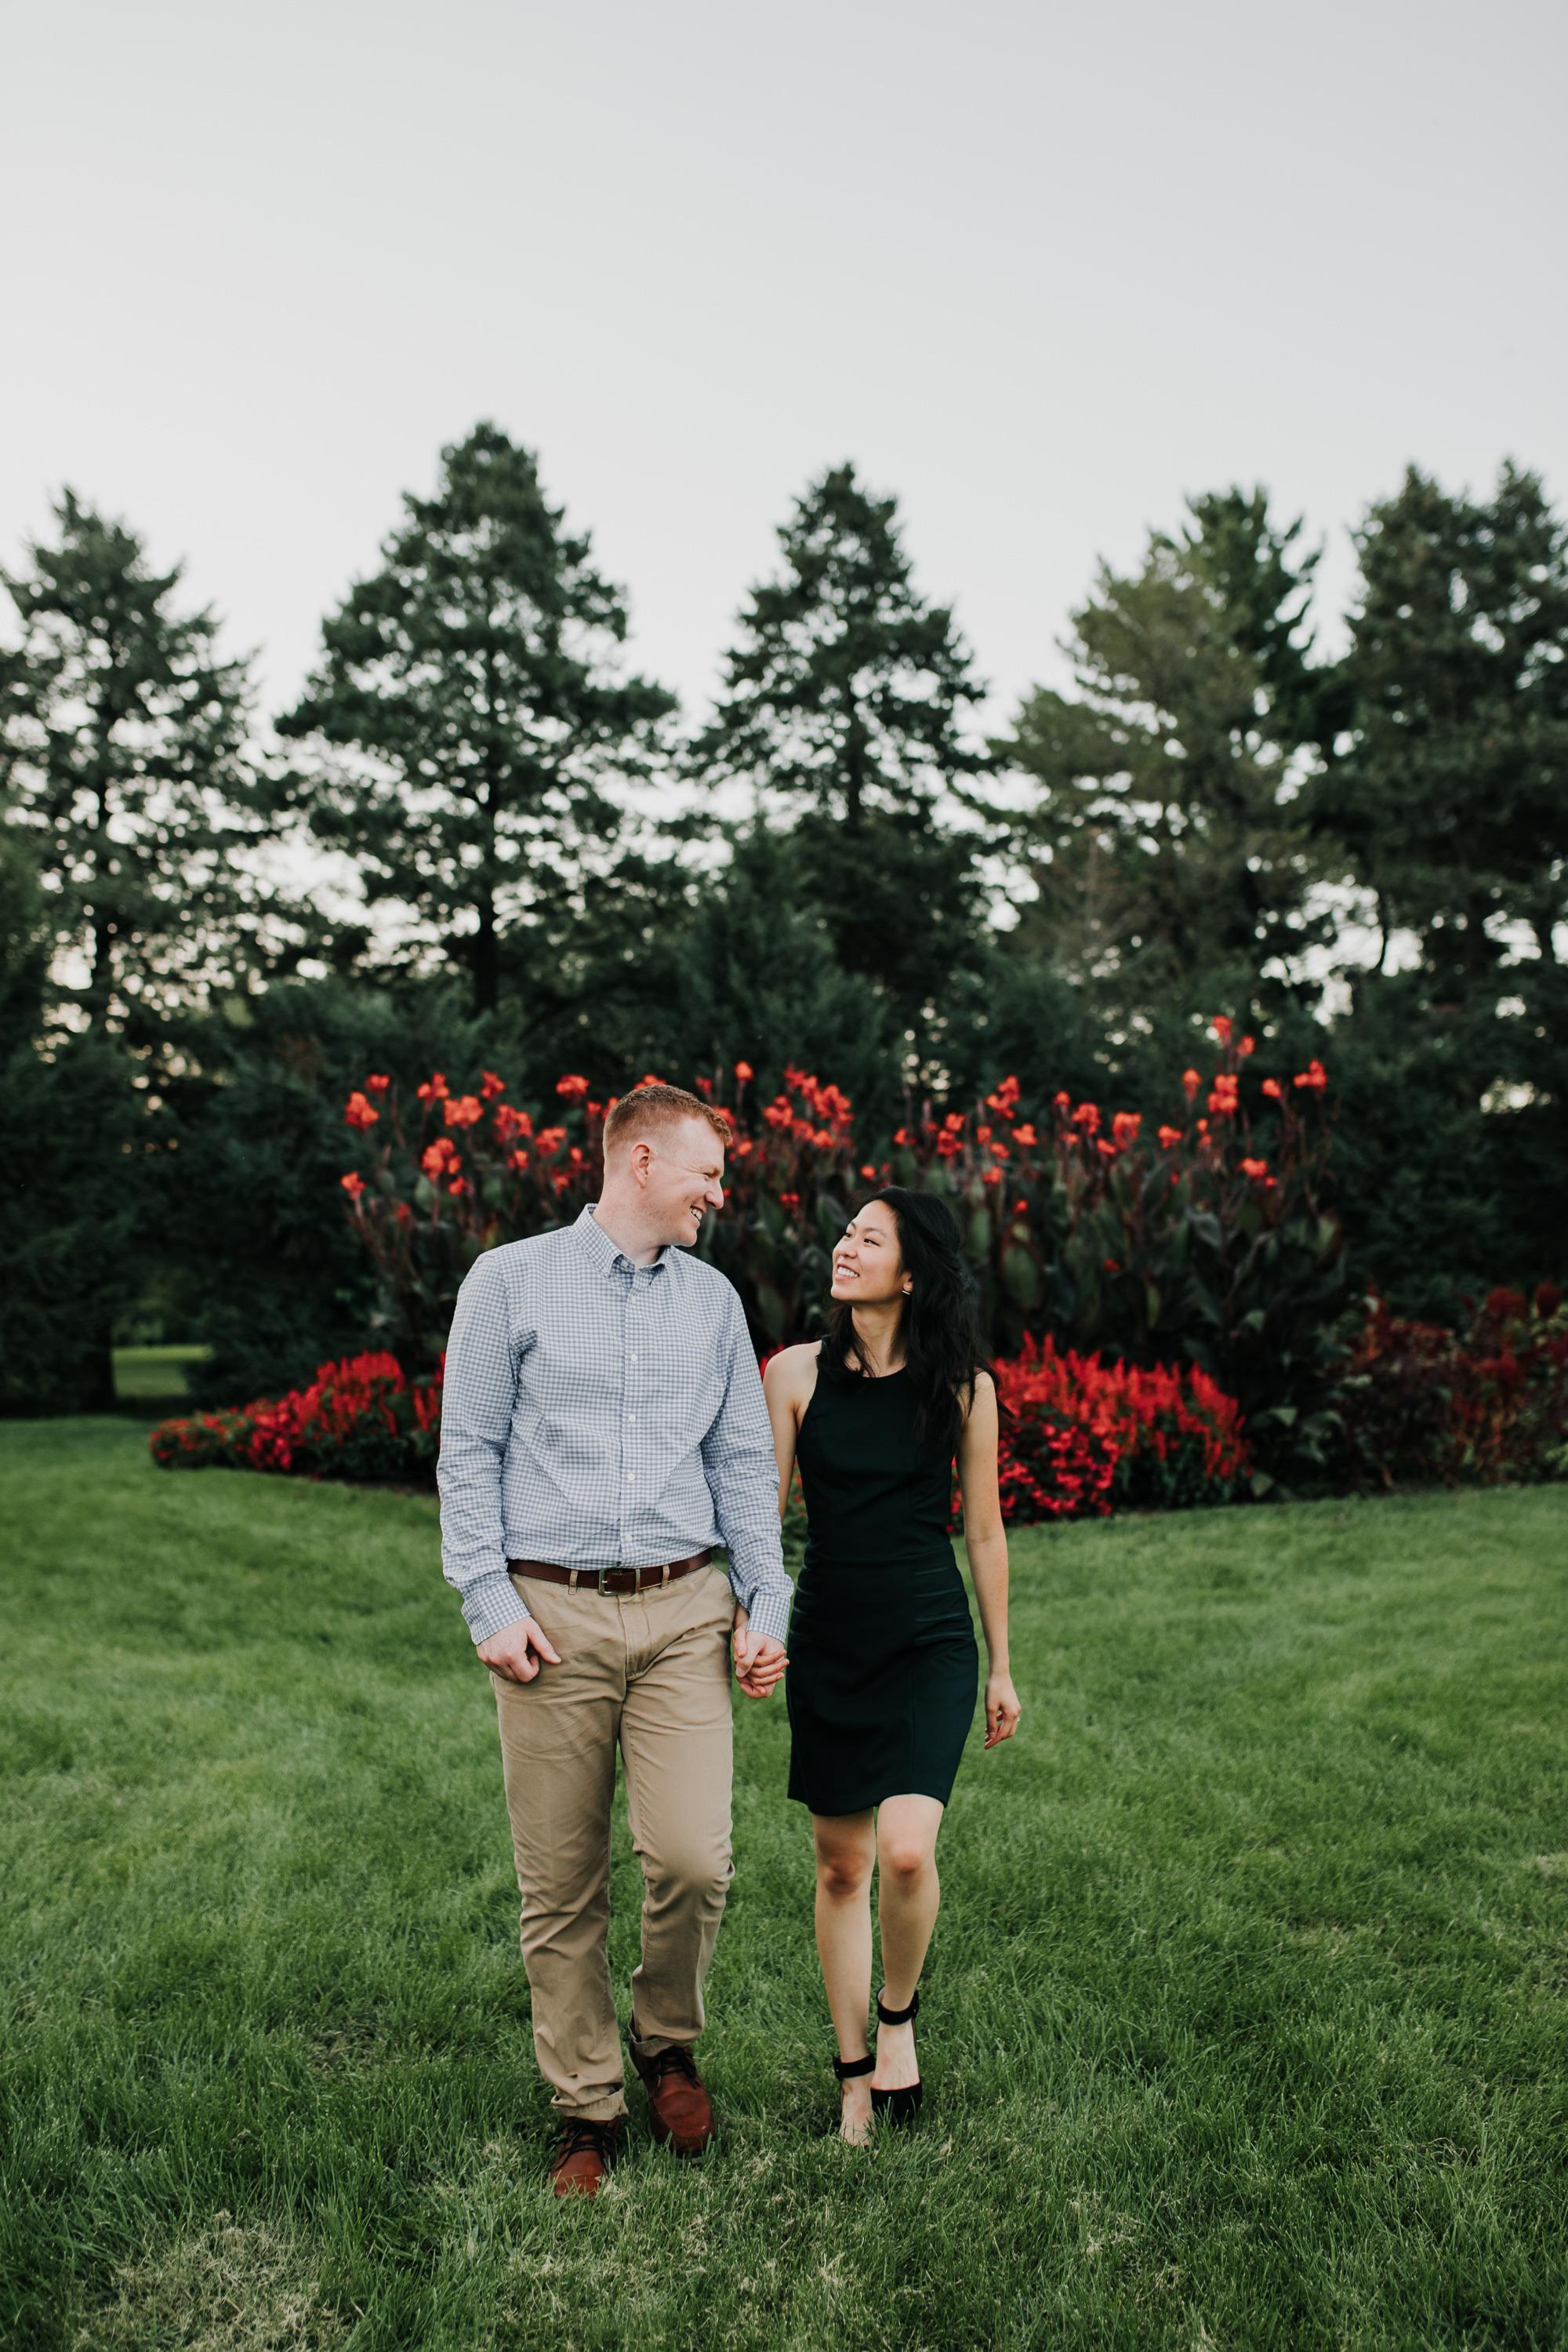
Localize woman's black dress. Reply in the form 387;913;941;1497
786;1352;979;1815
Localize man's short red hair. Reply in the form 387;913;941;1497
602;1083;731;1156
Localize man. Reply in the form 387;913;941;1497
438;1083;792;2198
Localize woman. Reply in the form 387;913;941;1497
760;1187;1021;2144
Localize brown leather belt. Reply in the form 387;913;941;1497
508;1548;713;1595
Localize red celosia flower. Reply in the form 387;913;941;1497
1182;1069;1201;1103
343;1091;379;1131
1157;1124;1183;1150
1261;1077;1283;1101
1294;1058;1327;1093
480;1070;506;1098
1240;1156;1269;1179
366;1073;391;1094
444;1094;484;1128
1012;1123;1037;1148
735;1061;753;1084
341;1171;366;1199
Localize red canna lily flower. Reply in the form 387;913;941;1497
1239;1036;1255;1057
365;1073;391;1094
860;1165;877;1181
444;1094;484;1128
417;1073;449;1102
735;1060;753;1084
1261;1077;1283;1101
1073;1102;1102;1134
1212;1015;1232;1045
1182;1069;1201;1103
340;1171;366;1199
1294;1058;1327;1093
557;1074;590;1102
1012;1123;1037;1148
1240;1157;1269;1179
1157;1124;1183;1151
343;1091;379;1131
480;1070;506;1098
1112;1111;1142;1149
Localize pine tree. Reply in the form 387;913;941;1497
1;493;269;1028
1001;492;1329;999
1312;463;1568;984
278;423;677;1015
692;464;997;1023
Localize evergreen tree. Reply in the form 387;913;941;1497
1001;492;1329;1000
1312;463;1568;983
278;423;677;1015
692;464;997;1025
0;493;270;1028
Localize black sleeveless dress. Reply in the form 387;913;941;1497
786;1352;980;1815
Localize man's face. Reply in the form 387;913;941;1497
638;1116;726;1247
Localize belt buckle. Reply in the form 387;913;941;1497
601;1566;637;1595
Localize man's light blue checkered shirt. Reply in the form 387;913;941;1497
438;1205;793;1647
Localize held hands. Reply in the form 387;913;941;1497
731;1607;788;1700
475;1616;562;1684
984;1670;1022;1748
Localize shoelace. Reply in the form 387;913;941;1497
647;2045;700;2086
557;2118;618;2162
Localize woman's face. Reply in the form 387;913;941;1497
830;1200;908;1307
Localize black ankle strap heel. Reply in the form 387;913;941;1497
833;2051;875;2081
869;1987;924;2126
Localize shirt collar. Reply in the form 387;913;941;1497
573;1203;667;1279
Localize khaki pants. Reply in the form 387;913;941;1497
492;1563;737;2122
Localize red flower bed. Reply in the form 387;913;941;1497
151;1352;441;1485
985;1336;1252;1522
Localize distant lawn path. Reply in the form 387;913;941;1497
2;1420;1566;2350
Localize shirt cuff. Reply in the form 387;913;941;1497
460;1568;536;1646
735;1577;794;1647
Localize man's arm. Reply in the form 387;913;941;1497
700;1294;793;1690
438;1255;545;1653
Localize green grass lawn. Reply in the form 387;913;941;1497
2;1421;1566;2351
111;1347;210;1406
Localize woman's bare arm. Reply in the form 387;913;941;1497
956;1371;1022;1748
762;1342;816;1518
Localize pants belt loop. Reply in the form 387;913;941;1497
660;1563;670;1588
568;1566;579;1593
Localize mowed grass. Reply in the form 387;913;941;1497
2;1424;1566;2352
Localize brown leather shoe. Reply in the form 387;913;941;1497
630;2036;715;2155
548;2116;623;2198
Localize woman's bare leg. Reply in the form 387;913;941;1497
812;1809;877;2143
870;1794;944;2093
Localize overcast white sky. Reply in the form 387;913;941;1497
4;0;1565;737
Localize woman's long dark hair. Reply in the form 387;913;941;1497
822;1186;990;1457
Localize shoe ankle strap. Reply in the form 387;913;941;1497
833;2051;876;2079
876;1987;920;2027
